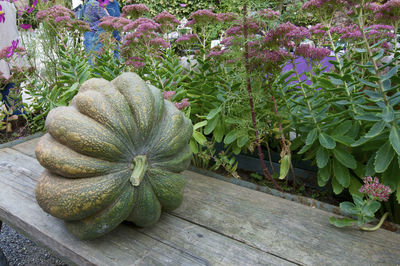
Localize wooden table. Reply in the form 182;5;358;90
0;137;399;265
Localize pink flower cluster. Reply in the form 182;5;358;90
36;5;90;32
163;90;176;100
259;8;280;20
187;9;218;26
226;21;262;37
375;0;400;23
295;44;330;62
122;4;149;19
174;98;190;110
265;22;310;48
176;34;198;43
303;0;345;10
359;177;392;202
310;23;326;36
217;12;238;22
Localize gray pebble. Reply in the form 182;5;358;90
0;223;67;266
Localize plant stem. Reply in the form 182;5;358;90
242;3;282;191
130;155;148;186
360;212;389;231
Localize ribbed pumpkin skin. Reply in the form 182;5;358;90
35;72;193;240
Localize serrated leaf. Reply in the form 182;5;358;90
193;131;207;145
340;201;358;215
382;65;399;81
333;147;357;169
329;217;357;228
374;141;395;173
206;107;221;120
319;133;336;149
316;147;329;168
306;128;319;145
334;121;352;136
349;177;363;197
237;135;248;148
193;120;207;130
389;126;400;156
213;121;223;143
318;163;330;186
351;136;370;147
333;158;350;188
204;117;218;135
224;130;238;145
365;121;386;138
332;177;344;194
382;105;394;123
331;135;355;146
298;144;312;154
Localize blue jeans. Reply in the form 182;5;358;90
84;29;104;65
1;83;25;115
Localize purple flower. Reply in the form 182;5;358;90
217;12;238;22
6;40;19;58
122;4;149;18
303;0;345;10
98;0;110;8
295;44;331;62
0;4;5;23
265;22;310;47
179;3;187;7
20;24;32;30
163;90;176;100
174;98;190;110
188;9;219;25
27;0;38;14
150;37;170;48
175;34;198;43
259;8;280;20
54;15;71;23
359;177;392;202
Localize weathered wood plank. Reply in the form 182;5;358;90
0;147;292;266
175;171;400;265
11;137;40;158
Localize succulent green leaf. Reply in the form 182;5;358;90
333;147;357;169
329;217;357;228
374;141;395;173
333;158;350;188
306;128;319;145
319;133;336;149
389;126;400;156
316;147;329;168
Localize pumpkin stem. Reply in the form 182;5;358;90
130;155;148;186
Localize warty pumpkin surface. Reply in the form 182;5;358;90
35;72;193;240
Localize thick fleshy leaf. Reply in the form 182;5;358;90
374;141;395;173
316;147;329;168
389;126;400;156
319;133;336;149
333;159;350;188
333;147;357;169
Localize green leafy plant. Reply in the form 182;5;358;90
330;176;392;231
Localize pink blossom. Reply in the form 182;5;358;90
54;16;71;23
265;22;310;47
188;9;219;25
303;0;345;10
163;90;176;100
295;44;330;62
259;8;280;20
179;3;187;7
153;11;179;25
217;12;238;22
174;98;190;110
150;37;170;48
310;23;326;36
122;4;149;18
359;177;392;202
175;34;198;43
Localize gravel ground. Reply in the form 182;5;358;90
0;223;67;266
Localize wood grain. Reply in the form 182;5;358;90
175;170;400;265
1;142;291;266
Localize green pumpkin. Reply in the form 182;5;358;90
35;72;193;240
